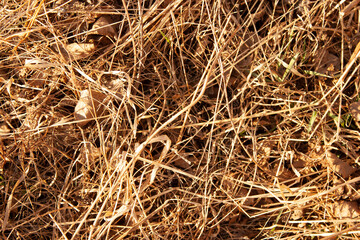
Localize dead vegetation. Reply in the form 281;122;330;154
2;0;360;239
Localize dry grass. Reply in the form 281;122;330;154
1;0;360;239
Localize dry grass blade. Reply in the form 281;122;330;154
147;135;171;184
2;0;360;239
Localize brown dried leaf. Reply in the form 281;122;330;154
65;43;96;61
261;141;273;159
268;22;286;43
291;156;312;176
0;68;8;80
81;142;102;164
329;201;360;219
161;0;173;7
333;177;345;197
350;102;360;122
257;140;275;166
195;35;209;56
236;32;259;68
173;158;191;169
269;163;296;180
291;207;304;220
292;158;306;169
239;188;254;206
23;106;41;129
0;123;10;135
308;145;325;162
349;190;360;201
91;16;117;38
24;59;54;68
222;178;254;206
74;89;107;127
101;71;128;98
27;70;46;88
316;50;340;75
250;1;267;24
325;152;356;178
172;152;195;170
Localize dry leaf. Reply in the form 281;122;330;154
101;71;128;98
257;140;275;166
161;0;173;7
21;59;53;87
329;201;360;219
292;158;307;174
23;106;41;129
27;70;46;88
261;141;273;159
0;123;10;135
325;152;356;178
173;158;191;169
24;58;54;68
350;102;360;122
65;43;96;61
316;50;340;75
110;151;127;173
74;89;107;127
92;16;117;38
222;177;254;206
172;152;193;170
195;35;209;57
235;32;259;69
104;204;131;221
349;190;360;201
269;162;296;180
250;1;267;24
291;207;304;220
80;142;102;165
333;177;345;197
239;188;254;206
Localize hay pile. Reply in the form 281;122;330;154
1;0;360;239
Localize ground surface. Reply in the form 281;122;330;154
1;0;360;239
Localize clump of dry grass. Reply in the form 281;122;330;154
2;0;360;239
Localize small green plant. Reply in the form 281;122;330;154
308;110;318;132
160;30;171;44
